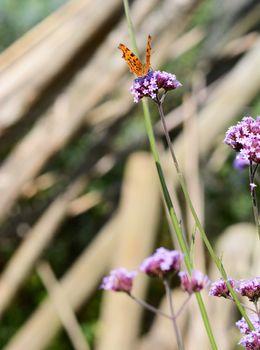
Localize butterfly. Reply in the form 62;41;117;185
118;35;151;77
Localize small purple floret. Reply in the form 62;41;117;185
224;116;260;164
209;278;236;298
100;268;137;293
239;331;260;350
130;70;182;103
179;270;210;294
140;247;183;277
237;278;260;302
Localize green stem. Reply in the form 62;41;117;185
156;98;255;331
121;1;219;347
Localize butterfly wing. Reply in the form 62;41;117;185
143;34;151;75
118;43;143;77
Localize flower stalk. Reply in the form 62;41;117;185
164;277;185;350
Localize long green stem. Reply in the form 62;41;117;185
156;98;254;330
122;1;219;348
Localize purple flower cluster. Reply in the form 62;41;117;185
224;116;260;163
130;70;182;103
209;278;236;298
210;277;260;349
101;247;210;296
236;315;260;335
179;270;210;294
140;247;183;277
237;278;260;302
239;331;260;350
100;268;136;293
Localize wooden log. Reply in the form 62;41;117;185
0;149;117;319
0;0;197;221
0;177;86;319
3;152;161;350
0;0;122;132
0;0;159;221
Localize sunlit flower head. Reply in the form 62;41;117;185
100;268;137;293
140;247;183;277
209;278;236;298
224;116;260;163
130;70;182;103
179;270;210;294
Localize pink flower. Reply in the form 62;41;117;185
236;315;260;335
140;247;183;277
237;278;260;302
209;278;236;298
100;268;137;293
239;331;260;350
179;270;210;294
224;116;260;163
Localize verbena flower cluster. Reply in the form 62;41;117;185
224;116;260;163
210;277;260;349
179;270;210;294
101;247;209;295
130;70;182;103
100;268;136;293
140;247;183;277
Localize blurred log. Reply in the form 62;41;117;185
0;177;86;319
3;152;161;350
37;261;90;350
0;0;160;221
3;214;119;350
0;0;199;222
0;146;118;319
96;153;161;350
0;0;122;133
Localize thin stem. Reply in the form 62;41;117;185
249;161;260;239
129;293;173;320
175;294;192;319
164;278;184;350
156;98;255;331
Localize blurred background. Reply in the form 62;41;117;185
0;0;259;349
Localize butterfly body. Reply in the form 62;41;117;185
118;35;151;77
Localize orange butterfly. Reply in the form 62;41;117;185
118;35;151;77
